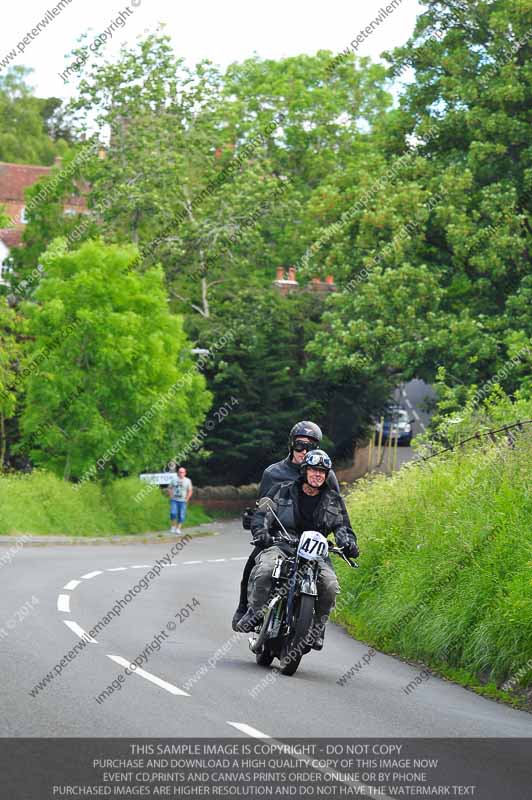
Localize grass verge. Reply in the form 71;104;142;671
333;426;532;710
0;471;212;536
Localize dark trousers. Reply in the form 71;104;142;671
238;545;262;608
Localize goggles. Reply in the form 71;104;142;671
305;452;332;469
293;440;317;452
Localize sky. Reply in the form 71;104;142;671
1;0;423;99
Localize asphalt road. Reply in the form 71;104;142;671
374;379;437;472
1;521;530;741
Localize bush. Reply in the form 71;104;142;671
0;471;211;535
334;417;532;694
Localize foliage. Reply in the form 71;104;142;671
185;287;382;484
308;0;532;395
17;239;211;481
0;67;72;164
0;470;211;535
0;299;24;468
335;395;532;697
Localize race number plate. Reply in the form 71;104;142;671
297;530;329;561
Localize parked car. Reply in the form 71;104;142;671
374;406;414;446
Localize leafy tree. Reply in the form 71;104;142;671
0;67;72;164
186;288;379;484
310;0;532;410
19;239;211;481
0;299;24;469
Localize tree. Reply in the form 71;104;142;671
0;67;72;164
0;299;24;469
309;0;532;410
19;239;211;481
186;287;380;484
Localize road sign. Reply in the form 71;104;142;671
139;472;175;485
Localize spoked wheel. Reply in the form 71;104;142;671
279;595;315;676
256;642;275;666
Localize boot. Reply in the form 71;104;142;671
235;608;264;633
231;603;248;632
310;621;326;651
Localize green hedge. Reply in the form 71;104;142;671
334;427;532;698
0;471;211;535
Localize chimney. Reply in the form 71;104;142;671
325;275;334;284
97;147;107;160
273;266;298;295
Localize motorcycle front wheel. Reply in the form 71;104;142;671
279;594;315;676
256;642;275;666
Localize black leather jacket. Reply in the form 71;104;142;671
259;457;340;498
251;477;357;551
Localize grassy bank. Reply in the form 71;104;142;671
0;471;211;536
334;427;532;707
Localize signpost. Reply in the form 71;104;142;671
139;472;175;486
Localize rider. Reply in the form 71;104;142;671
232;421;340;631
235;449;359;650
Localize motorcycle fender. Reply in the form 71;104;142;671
300;575;317;596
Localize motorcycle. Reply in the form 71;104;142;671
247;497;358;676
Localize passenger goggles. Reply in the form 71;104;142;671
305;452;332;469
293;440;317;452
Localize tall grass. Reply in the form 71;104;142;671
0;471;211;536
335;428;532;692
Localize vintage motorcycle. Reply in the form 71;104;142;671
247;497;357;676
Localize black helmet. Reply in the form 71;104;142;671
300;449;332;480
288;421;322;455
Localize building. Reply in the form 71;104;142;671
0;159;87;285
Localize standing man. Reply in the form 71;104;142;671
232;421;341;629
167;465;193;534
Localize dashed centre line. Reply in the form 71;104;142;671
107;655;190;696
227;721;271;738
57;594;70;613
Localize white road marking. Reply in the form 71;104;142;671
107;567;127;572
226;722;271;738
81;570;103;579
207;558;226;562
57;594;71;613
182;560;202;565
63;579;81;590
230;557;248;561
64;620;97;643
107;655;190;696
131;565;151;569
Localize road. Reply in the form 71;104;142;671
1;521;530;741
374;379;436;472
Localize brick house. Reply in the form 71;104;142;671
0;159;87;284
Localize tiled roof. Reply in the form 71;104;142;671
0;161;87;207
0;162;52;201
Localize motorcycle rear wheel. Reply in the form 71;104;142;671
279;595;315;676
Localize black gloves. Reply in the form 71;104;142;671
342;540;359;559
253;530;273;549
335;528;359;558
242;507;254;530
